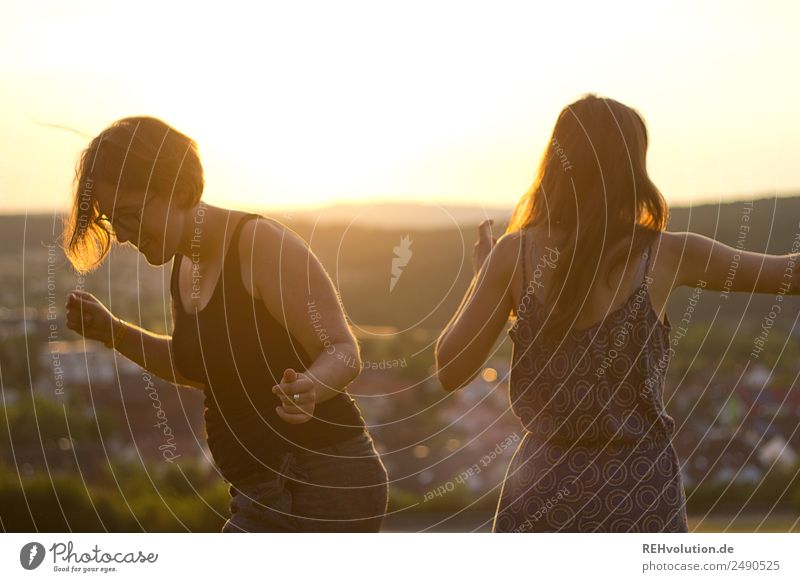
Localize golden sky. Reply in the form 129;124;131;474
1;0;798;214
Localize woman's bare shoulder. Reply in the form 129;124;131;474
239;214;309;256
649;230;690;269
236;215;316;294
492;229;526;273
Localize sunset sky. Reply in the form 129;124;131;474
1;0;798;215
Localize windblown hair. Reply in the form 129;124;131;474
62;116;204;273
506;93;668;336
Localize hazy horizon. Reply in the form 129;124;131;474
2;189;797;217
2;1;799;216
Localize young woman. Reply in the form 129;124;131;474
436;94;799;532
62;116;388;532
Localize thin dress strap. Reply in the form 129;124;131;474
632;241;653;293
644;240;654;276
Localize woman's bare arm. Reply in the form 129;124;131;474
65;290;205;390
244;218;361;413
669;231;800;294
112;322;206;390
435;229;520;392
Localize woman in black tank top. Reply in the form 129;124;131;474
63;116;388;532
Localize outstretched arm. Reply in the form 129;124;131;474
671;231;800;295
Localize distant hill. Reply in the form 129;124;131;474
282;202;511;229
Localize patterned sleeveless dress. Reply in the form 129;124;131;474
493;229;689;532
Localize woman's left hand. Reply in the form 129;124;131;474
272;368;316;423
473;219;497;274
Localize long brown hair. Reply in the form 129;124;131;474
62;116;204;273
506;93;668;335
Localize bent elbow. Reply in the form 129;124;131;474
437;369;461;392
435;355;468;392
437;335;490;391
435;339;471;391
339;342;362;383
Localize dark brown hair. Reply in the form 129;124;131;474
506;93;668;335
62;116;204;273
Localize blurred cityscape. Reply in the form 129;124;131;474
2;201;800;531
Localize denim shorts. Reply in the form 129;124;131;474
221;430;389;532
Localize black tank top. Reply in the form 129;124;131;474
170;212;366;483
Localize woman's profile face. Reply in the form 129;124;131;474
92;181;185;266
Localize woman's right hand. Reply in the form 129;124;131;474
65;290;116;344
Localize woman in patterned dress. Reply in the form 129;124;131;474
435;93;800;532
